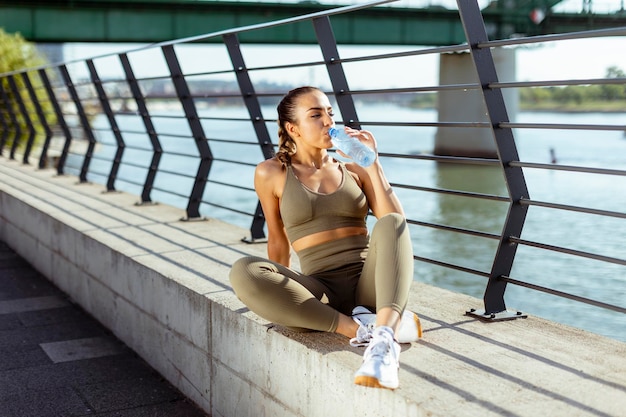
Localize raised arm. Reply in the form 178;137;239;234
358;159;404;218
254;159;291;267
344;129;405;219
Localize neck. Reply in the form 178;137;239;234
293;151;329;170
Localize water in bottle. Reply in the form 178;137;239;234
328;126;376;167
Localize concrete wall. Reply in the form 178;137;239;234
1;160;625;417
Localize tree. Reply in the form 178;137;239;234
600;66;626;101
0;28;55;154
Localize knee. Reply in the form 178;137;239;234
229;256;261;294
376;212;407;231
372;212;410;239
380;212;405;225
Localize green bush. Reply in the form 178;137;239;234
0;28;56;153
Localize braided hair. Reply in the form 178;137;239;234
275;86;321;166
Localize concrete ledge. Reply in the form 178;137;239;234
1;159;625;417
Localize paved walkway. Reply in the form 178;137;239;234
0;241;209;417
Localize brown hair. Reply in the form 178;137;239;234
275;86;321;166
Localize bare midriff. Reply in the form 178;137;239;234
291;226;368;252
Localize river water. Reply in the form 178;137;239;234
80;105;626;342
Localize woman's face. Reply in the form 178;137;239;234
290;90;335;149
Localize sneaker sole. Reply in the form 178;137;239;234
415;313;423;339
354;375;398;390
397;311;423;343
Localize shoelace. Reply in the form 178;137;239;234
349;322;375;347
364;331;397;365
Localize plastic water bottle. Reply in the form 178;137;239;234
329;126;376;167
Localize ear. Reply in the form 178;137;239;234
285;121;300;139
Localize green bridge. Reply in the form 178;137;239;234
1;0;626;45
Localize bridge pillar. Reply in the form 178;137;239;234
434;47;518;158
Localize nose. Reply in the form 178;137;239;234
323;112;334;126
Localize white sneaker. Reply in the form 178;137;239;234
350;306;422;346
397;310;423;344
354;326;400;389
349;306;376;347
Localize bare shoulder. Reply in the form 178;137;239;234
256;157;285;179
255;157;286;197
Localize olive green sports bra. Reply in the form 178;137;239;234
280;162;368;245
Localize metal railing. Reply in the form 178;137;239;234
1;0;625;338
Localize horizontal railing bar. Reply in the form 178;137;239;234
212;157;258;168
207;179;255;192
380;152;501;166
208;138;261;146
90;154;114;164
85;168;109;178
519;198;626;219
150;133;193;141
105;127;154;136
492;77;626;89
479;26;626;49
198;116;257;122
116;161;149;172
407;218;501;240
350;84;480;95
339;43;470;64
110;143;152;153
509;236;626;266
500;122;626;131
160;150;199;159
151;185;190;200
199;200;255;218
157;168;196;179
361;121;492;128
414;254;490;278
510;161;626;177
136;113;185;120
501;275;626;314
392;182;510;202
115;176;145;188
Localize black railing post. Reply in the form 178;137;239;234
223;33;275;242
59;64;97;183
39;68;72;174
0;82;10;155
22;71;53;169
162;44;213;220
457;0;530;319
119;53;162;204
14;72;36;164
313;16;361;129
87;59;125;192
6;75;30;162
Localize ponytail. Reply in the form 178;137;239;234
275;86;321;167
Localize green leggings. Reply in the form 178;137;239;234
229;213;414;332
